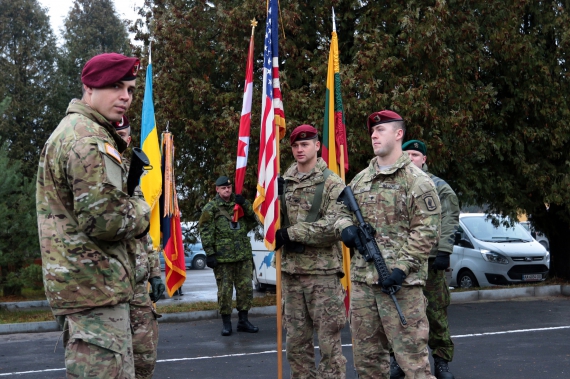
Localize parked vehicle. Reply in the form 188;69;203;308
450;213;550;289
159;243;207;271
250;231;276;291
520;221;550;251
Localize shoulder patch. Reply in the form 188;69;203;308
423;193;438;211
105;143;122;164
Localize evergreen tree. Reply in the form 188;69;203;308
59;0;132;99
132;1;570;278
0;0;64;178
0;143;40;296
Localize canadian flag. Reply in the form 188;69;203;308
233;31;254;222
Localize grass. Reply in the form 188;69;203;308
0;293;277;325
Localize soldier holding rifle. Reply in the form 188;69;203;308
335;110;441;379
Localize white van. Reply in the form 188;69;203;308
450;213;550;288
249;232;277;291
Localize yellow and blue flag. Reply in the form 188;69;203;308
140;61;163;249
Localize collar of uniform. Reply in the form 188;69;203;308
66;99;128;154
422;162;429;173
282;157;328;182
369;152;411;177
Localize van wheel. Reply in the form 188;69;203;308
457;269;479;289
192;256;206;270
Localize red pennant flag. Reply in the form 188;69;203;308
233;26;255;222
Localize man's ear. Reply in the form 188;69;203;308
315;140;321;152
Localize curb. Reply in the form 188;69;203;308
2;286;569;335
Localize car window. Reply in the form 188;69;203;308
461;216;533;242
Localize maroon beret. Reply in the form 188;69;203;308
367;110;404;134
290;124;318;145
81;53;140;88
113;115;130;131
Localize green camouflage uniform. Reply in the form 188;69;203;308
335;153;441;379
36;99;150;378
423;164;459;363
199;193;258;315
281;157;347;379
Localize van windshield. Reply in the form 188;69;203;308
461;216;533;243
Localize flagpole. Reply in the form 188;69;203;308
276;134;283;379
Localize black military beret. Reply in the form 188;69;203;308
215;176;231;186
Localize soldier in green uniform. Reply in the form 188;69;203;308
274;124;347;379
387;139;458;379
336;110;442;379
116;116;166;379
36;53;150;378
199;176;260;336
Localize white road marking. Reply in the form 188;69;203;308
1;325;569;376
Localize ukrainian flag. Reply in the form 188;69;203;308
140;61;162;249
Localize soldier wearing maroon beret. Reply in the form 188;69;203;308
336;109;442;379
276;124;348;378
36;53;148;378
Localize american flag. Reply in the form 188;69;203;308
253;0;285;250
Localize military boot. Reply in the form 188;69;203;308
221;314;232;336
433;356;455;379
390;355;405;379
236;310;259;333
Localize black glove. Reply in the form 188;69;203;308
341;225;363;251
235;194;246;206
432;251;451;271
206;255;218;269
382;268;406;291
277;177;285;196
148;277;165;302
275;228;291;251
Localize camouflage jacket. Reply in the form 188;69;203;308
36;100;150;315
199;193;258;263
130;234;161;307
424;164;460;257
281;158;345;275
335;153;441;286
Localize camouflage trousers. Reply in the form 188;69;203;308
424;263;454;362
350;282;434;379
61;303;134;379
282;273;347;379
130;304;159;379
213;259;253;315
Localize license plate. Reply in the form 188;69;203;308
523;274;542;281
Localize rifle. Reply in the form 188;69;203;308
127;147;151;196
337;186;407;325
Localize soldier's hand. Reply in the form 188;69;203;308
432;251;451;271
277;177;285;196
341;225;363;252
382;268;406;291
275;228;291;251
148;276;165;302
206;255;218;269
235;194;246;206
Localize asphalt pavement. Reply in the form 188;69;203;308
0;297;569;378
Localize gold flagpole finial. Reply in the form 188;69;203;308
250;18;258;36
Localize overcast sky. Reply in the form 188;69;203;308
37;0;144;43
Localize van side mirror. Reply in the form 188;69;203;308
454;231;462;245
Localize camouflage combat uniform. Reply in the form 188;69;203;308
199;193;258;315
36;99;150;379
423;164;459;363
129;231;161;378
335;153;441;379
281;157;347;379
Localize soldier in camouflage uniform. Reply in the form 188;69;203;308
336;110;441;379
36;53;149;378
199;176;260;336
116;117;166;379
389;139;459;379
274;124;348;379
